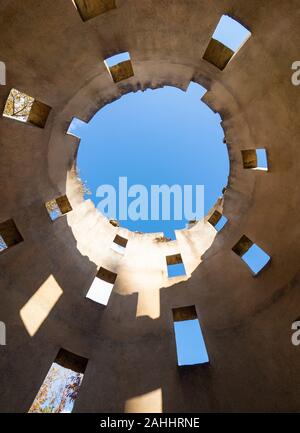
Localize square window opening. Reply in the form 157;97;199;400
232;235;270;275
46;196;72;221
241;243;270;275
203;15;251;70
3;88;51;128
111;234;128;254
0;219;23;252
104;52;134;83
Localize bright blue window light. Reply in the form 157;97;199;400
49;208;62;221
213;15;251;52
104;52;130;68
167;263;186;278
186;81;207;99
242;243;270;274
256;149;268;170
215;215;228;231
164;228;176;241
174;319;209;366
67;117;86;137
0;235;7;252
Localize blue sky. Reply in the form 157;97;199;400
174;319;209;366
71;83;229;238
212;15;251;51
167;262;186;278
70;15;252;239
242;244;270;274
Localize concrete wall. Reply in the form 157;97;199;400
0;0;300;412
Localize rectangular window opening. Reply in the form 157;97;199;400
111;234;128;255
208;210;228;231
104;52;134;83
29;348;88;413
172;306;209;366
256;149;268;170
46;195;73;221
0;219;23;252
232;235;270;275
203;15;251;70
73;0;117;22
3;88;51;128
166;254;186;278
86;267;117;305
215;215;228;231
242;149;268;170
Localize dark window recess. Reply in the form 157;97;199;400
0;219;23;252
74;0;116;22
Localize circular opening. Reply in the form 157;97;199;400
74;85;229;237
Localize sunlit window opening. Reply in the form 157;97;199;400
104;52;134;83
3;88;51;128
105;52;130;68
203;15;251;70
212;15;251;52
111;234;128;255
86;267;117;305
29;349;88;413
242;148;268;170
232;235;271;275
45;196;73;221
3;88;34;122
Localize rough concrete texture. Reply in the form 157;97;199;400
0;0;300;413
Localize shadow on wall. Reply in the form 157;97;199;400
0;187;223;413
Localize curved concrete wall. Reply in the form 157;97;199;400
0;0;300;412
